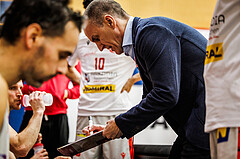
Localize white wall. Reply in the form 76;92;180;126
66;98;79;143
197;29;209;39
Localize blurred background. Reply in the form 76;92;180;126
1;0;216;28
69;0;217;29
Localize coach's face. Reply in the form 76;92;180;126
84;15;124;54
21;21;79;88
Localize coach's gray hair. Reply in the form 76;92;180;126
83;0;128;26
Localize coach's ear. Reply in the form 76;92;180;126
104;15;116;29
25;23;43;49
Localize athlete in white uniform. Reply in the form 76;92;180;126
0;75;9;159
0;108;9;159
68;32;138;159
204;0;240;158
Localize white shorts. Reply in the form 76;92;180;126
210;127;240;159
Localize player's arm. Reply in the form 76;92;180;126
0;75;8;131
9;151;16;159
64;62;81;100
120;73;141;93
65;65;81;85
64;81;80;100
9;91;45;157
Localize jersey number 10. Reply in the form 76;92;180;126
95;57;105;70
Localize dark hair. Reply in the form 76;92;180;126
0;25;2;35
0;0;82;45
54;0;70;6
83;0;94;9
84;0;128;26
68;9;83;32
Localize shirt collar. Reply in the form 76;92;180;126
122;16;134;47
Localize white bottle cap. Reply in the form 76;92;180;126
43;93;53;106
33;143;44;154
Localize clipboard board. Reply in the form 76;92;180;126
57;130;111;156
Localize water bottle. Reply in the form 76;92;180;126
22;93;53;107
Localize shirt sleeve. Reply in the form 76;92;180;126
68;47;80;67
68;33;86;67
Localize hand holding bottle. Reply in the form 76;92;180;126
30;149;48;159
22;93;53;107
22;91;51;113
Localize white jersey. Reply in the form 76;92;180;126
204;0;240;132
68;32;136;116
0;108;9;159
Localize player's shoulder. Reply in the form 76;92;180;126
77;32;93;47
0;74;8;90
0;74;8;106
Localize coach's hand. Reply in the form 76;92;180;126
103;119;123;139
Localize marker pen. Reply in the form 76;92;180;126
88;116;93;135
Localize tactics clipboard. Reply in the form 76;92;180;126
57;130;111;156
